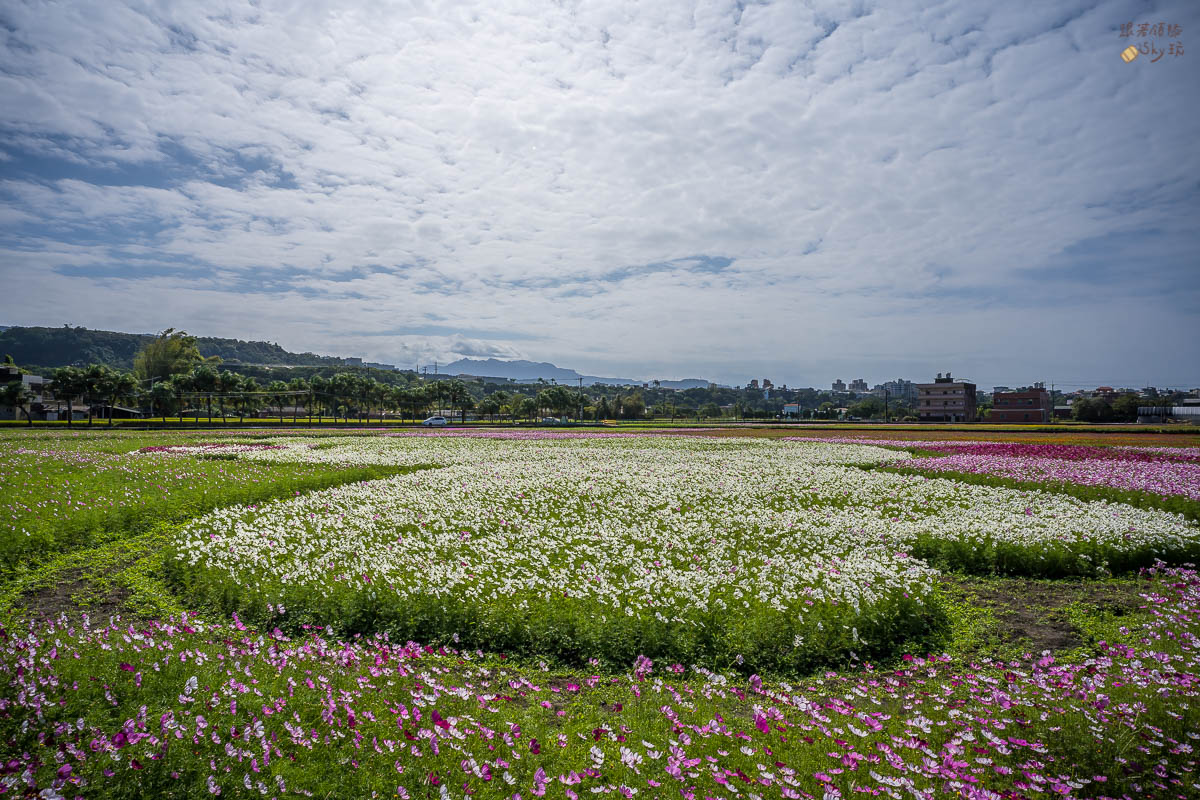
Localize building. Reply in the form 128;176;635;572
0;367;89;421
1;367;46;420
849;378;868;393
832;379;847;392
989;387;1052;423
917;372;977;422
782;403;801;417
748;379;759;390
875;379;919;403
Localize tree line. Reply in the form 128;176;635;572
1;331;653;425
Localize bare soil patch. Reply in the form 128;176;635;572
15;568;133;622
942;575;1143;656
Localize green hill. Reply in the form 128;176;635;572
0;325;350;370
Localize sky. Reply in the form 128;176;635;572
1;0;1197;390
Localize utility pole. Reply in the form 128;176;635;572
884;388;889;423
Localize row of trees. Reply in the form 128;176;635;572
1071;394;1143;423
2;362;140;427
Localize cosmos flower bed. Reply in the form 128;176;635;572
169;437;1200;671
5;564;1199;800
785;438;1200;502
0;441;420;572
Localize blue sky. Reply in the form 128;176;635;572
1;0;1197;389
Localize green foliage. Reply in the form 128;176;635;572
0;433;430;575
0;380;34;425
848;397;885;419
0;325;353;371
1071;397;1114;423
134;328;216;381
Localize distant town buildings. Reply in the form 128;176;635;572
849;378;868;393
990;386;1052;423
0;366;81;421
917;372;977;422
874;379;918;403
832;379;847;392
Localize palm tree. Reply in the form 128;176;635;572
287;377;309;425
489;390;510;423
214;371;242;425
150;380;176;424
444;379;473;424
328;373;357;423
99;370;139;427
477;395;500;422
172;373;195;424
235;375;260;423
82;364;113;426
191;365;219;424
309;375;328;423
266;380;289;423
50;366;87;426
411;384;432;421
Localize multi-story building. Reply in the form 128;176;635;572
849;378;869;392
875;379;919;403
917;372;976;422
989;387;1052;423
0;366;57;420
832;379;847;392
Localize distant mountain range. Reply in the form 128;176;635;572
441;358;716;389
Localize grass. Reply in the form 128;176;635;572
0;430;436;575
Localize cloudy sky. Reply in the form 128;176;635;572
1;0;1197;389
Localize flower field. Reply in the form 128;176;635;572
0;434;427;575
784;438;1200;502
166;436;1200;671
2;427;1200;799
4;565;1200;799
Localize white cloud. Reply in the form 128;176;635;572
0;0;1197;387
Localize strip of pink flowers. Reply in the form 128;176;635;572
783;438;1200;500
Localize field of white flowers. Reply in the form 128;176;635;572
167;435;1200;673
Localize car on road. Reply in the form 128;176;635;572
541;417;560;424
421;416;449;426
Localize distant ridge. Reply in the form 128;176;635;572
0;325;351;369
441;358;717;389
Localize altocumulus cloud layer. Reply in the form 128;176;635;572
0;0;1197;386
